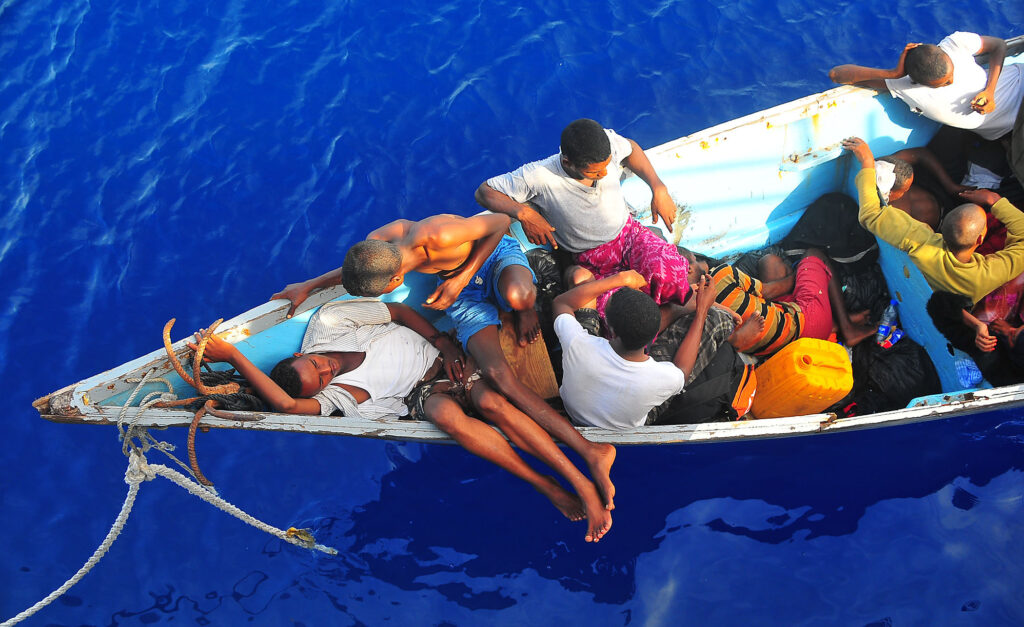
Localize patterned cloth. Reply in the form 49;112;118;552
574;216;691;316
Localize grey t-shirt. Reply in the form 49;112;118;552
485;129;634;252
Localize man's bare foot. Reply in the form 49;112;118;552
728;313;765;352
515;308;541;346
538;476;585;521
584;443;616;510
577;481;613;543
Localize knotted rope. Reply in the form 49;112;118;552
3;361;337;626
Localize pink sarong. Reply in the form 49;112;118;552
574;216;691;316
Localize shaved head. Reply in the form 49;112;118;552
940;203;987;252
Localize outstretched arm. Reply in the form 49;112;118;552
385;302;466;382
671;275;716;377
271;267;343;319
828;43;919;91
189;334;322;414
418;213;512;310
622;138;676;233
552;270;647;318
475;182;557;248
971;36;1007;114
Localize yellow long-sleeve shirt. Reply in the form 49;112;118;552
855;168;1024;304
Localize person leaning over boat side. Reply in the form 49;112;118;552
829;33;1022;141
843;136;1024;305
190;298;612;542
474;118;692;320
551;269;714;430
271;212;617;533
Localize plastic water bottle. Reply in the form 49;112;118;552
876;299;902;348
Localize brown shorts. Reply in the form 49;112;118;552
404;371;482;421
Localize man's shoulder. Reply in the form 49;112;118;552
940;31;983;58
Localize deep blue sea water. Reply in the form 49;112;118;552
3;0;1024;624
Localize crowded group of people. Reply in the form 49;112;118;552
197;31;1024;543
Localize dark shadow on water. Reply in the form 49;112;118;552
331;409;1023;607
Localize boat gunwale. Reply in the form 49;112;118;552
36;383;1024;444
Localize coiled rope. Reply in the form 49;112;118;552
2;370;337;627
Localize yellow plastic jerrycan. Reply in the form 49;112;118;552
750;338;853;419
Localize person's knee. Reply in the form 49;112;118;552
503;281;537;311
424;396;465;433
473;387;510;420
479;360;518;392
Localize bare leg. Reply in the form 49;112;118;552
803;248;876;346
497;264;541;346
469;384;617;542
424;391;585;523
467;325;617;512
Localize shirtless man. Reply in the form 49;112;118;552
195;298;612;542
874;147;972;230
271;213;618;521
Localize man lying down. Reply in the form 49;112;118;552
192;297;614;543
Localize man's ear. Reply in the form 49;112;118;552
383;274;405;294
293;352;303;358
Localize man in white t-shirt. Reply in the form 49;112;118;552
552;270;717;430
475;118;692;318
829;33;1022;141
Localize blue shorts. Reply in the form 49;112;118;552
446;236;536;346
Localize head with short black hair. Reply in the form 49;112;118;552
560;118;612;168
878;156;915;200
270;356;302;398
341;240;403;296
605;287;661;351
905;44;953;87
940;203;987;253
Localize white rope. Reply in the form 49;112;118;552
146;460;338;556
4;368;338;626
1;455;146;627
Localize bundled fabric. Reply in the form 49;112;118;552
839;264;892;322
780;192;879;274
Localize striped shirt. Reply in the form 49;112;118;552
710;264;803;357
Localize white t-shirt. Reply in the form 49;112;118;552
303;299;439;418
885;32;1024;140
485;129;635;252
554;313;685;430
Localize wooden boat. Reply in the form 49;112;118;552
34;37;1024;445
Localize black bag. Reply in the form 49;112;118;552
829;337;941;417
651;342;750;425
780;192;879;273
